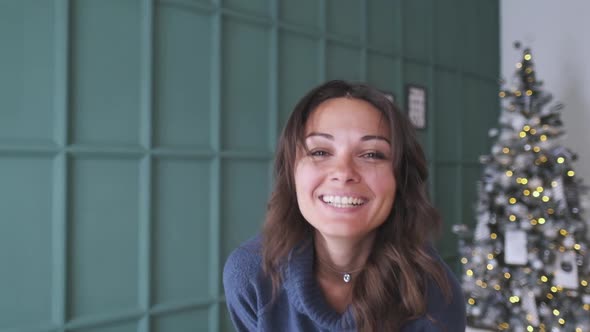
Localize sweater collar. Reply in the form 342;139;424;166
283;239;355;330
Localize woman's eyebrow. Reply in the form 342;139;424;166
305;132;390;145
305;132;333;140
361;135;391;145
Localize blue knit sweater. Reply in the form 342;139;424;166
223;236;466;331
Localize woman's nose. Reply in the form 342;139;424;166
330;156;360;183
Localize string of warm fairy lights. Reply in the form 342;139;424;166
455;44;590;331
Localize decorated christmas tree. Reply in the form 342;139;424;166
455;44;590;331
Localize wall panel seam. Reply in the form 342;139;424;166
52;0;70;327
160;0;216;14
221;9;273;27
269;0;279;189
138;1;155;331
318;0;326;82
359;0;367;81
210;0;222;329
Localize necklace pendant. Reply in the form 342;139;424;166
343;273;351;283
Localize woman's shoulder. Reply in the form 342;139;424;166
223;235;265;289
225;236;264;264
422;246;467;331
224;236;278;330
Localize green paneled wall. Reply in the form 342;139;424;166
0;0;498;331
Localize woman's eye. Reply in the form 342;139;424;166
310;150;329;157
363;152;386;159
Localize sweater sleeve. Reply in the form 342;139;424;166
401;248;466;332
425;249;467;332
223;243;263;332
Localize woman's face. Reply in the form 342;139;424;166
294;97;396;240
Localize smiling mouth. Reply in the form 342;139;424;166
320;195;366;208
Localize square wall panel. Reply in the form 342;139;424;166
0;1;55;144
223;0;270;17
415;131;428;155
279;0;320;29
462;77;493;162
461;165;482;227
0;157;53;329
69;320;137;332
367;0;401;53
152;308;209;332
220;305;234;332
367;52;401;98
478;0;500;78
480;80;500;132
402;0;432;62
221;19;270;151
434;165;461;258
278;31;320;131
403;62;430;91
220;160;270;263
326;42;361;81
154;5;212;149
461;0;500;77
152;159;211;304
458;0;478;74
326;0;362;41
68;157;140;319
69;0;141;145
433;0;460;68
434;69;461;162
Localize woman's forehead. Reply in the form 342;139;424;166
304;97;390;138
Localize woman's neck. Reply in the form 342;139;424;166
313;231;376;283
313;231;376;313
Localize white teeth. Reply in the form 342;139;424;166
321;195;365;207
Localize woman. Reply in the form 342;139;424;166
223;80;466;331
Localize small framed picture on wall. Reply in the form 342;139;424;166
405;84;427;129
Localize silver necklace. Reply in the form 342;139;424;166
343;273;352;283
317;256;364;283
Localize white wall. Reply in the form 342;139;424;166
501;0;590;209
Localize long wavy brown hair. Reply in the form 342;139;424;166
262;80;451;331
